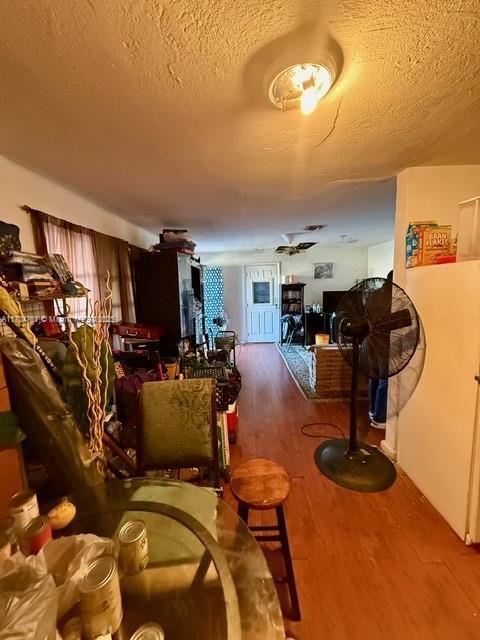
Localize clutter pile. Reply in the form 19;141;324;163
1;487;158;639
0;250;88;301
153;228;196;255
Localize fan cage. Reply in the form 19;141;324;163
335;278;420;380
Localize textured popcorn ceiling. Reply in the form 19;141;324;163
0;0;479;250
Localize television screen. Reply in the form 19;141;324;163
322;290;348;314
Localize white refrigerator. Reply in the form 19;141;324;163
397;260;480;542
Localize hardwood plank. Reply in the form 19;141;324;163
373;469;475;564
229;344;480;639
442;554;480;612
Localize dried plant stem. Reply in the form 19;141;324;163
66;271;113;475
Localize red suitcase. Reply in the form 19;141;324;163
111;322;164;340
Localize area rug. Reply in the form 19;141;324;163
276;344;322;400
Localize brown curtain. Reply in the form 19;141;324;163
27;207;53;316
25;206;136;322
127;244;145;321
117;240;136;322
28;207;48;256
92;232;121;321
92;233;136;323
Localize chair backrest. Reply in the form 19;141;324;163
138;379;218;476
281;315;295;329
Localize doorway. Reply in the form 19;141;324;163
245;263;280;343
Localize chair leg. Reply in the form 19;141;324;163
285;332;293;351
213;463;221;490
276;505;301;621
237;502;249;524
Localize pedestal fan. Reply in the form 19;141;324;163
314;277;421;492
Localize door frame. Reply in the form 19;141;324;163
243;262;281;343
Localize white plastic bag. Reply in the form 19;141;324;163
0;534;115;639
0;555;57;640
42;534;115;620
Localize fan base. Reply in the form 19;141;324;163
314;439;396;492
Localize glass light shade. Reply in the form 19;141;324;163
269;62;335;113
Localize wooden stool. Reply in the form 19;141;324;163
231;458;301;621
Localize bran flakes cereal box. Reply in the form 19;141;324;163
421;225;452;266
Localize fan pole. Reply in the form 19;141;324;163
347;338;360;455
314;331;397;491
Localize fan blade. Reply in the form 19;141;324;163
336;277;421;380
372;308;412;332
338;289;366;319
361;331;392;379
296;242;317;250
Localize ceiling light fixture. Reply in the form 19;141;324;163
304;224;326;232
340;234;359;244
269;61;336;115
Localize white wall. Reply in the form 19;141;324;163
201;245;368;341
0;156;157;251
388;165;480;539
222;265;247;343
367;240;394;278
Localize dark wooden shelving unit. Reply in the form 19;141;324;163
281;283;305;315
133;250;205;355
280;283;305;345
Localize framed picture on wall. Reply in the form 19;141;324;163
314;262;334;279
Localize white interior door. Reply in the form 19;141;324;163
245;264;279;343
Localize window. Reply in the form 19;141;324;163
253;281;271;304
28;206;136;323
44;221;99;319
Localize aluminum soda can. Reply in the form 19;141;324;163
118;520;149;575
130;623;165;640
79;554;123;639
9;490;39;531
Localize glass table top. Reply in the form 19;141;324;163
66;478;285;640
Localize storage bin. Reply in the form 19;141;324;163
458;196;480;261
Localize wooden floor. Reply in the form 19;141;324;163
224;344;480;640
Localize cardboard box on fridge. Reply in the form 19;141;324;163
421;225;453;266
406;221;455;267
406;221;437;268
